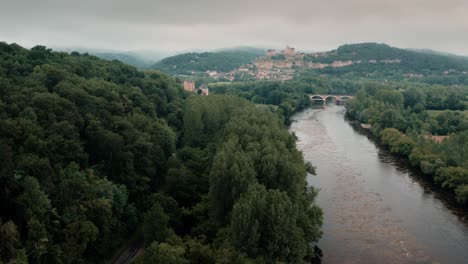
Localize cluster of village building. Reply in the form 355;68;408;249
183;80;209;96
178;46;468;84
182;45;462;82
195;46;371;81
198;46;302;81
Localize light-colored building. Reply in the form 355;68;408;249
267;49;277;56
282;45;296;56
199;84;209;96
183;80;195;92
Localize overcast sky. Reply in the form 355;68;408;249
1;0;467;55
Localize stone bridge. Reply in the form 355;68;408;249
309;94;354;104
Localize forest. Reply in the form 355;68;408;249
346;83;468;204
151;49;264;75
0;43;322;263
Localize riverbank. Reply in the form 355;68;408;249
346;116;468;222
290;105;468;263
345;109;468;210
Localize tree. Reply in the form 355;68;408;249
376;89;404;107
143;203;171;244
17;176;51;218
0;220;28;263
230;184;310;263
403;87;425;108
61;221;98;262
435;167;468;189
136;242;188;264
455;185;468;204
208;137;256;224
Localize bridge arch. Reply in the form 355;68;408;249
324;95;338;101
310;95;325;101
338;96;352;101
309;94;354;104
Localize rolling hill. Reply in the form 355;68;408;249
92;52;157;68
151;48;265;74
305;43;468;75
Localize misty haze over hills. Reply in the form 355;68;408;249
49;43;468;70
51;45;268;69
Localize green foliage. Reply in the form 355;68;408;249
152;50;264;74
17;176;51;218
380;128;416;156
0;42;183;262
136;241;189;264
303;43;468;85
435;167;468;189
180;95;322;262
271;54;286;60
210;81;314;124
403;87;426;108
429;110;468;135
209;137;256;223
230;184;308;262
143;203;171;244
181;237;215;264
305;161;316;175
455;185;468;204
0;220;27;264
0;43;322;263
347;83;468;204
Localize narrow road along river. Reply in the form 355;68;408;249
289;105;468;264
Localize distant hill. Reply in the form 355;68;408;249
52;47;167;68
407;48;468;59
217;46;266;56
93;52;156;68
151;49;265;74
150;43;468;85
307;43;468;74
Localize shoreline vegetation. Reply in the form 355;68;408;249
345;85;468;206
347;118;468;217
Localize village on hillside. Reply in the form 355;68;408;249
178;45;467;85
201;46;306;82
182;45;408;82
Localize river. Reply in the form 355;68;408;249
289;105;468;264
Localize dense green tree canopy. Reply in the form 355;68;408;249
0;43;322;263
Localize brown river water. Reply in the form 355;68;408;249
289;105;468;264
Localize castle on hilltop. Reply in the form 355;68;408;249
267;45;296;57
282;45;296;56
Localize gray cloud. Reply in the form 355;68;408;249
0;0;467;55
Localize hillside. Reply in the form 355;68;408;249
0;42;321;264
309;43;468;69
53;47;166;69
0;42;185;262
222;43;468;84
151;49;265;74
93;52;156;68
